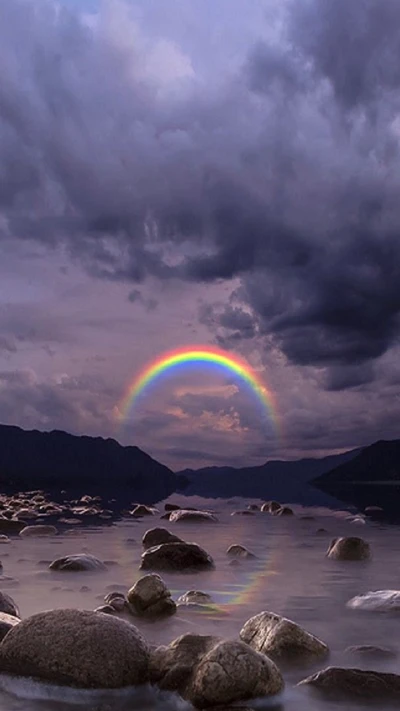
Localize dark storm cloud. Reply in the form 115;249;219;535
2;0;400;385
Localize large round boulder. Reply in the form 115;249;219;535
326;537;370;561
169;510;218;524
140;542;214;572
347;590;400;612
187;640;283;708
49;554;106;571
142;527;183;550
0;609;149;688
240;611;328;665
298;666;400;700
127;574;176;617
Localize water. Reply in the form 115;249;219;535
1;495;400;710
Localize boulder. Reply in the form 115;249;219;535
130;505;155;517
49;554;106;572
187;640;283;708
247;504;259;511
127;574;176;617
19;525;58;538
0;612;19;641
273;506;294;517
142;527;183;550
240;611;328;664
326;537;370;561
177;591;213;606
164;503;181;512
261;501;281;513
226;545;256;559
104;592;126;612
169;510;218;523
141;542;214;572
0;609;149;688
0;591;20;618
149;633;220;693
298;666;400;700
347;590;400;612
0;519;25;534
345;645;397;660
0;536;10;544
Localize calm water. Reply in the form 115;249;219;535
1;495;400;710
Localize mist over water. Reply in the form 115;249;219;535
1;495;400;710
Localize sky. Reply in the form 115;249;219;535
1;0;400;471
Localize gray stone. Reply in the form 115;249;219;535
347;590;400;612
0;612;19;641
127;574;176;617
141;542;214;572
169;510;218;523
150;633;221;693
226;545;256;559
142;527;183;550
298;666;400;700
49;554;106;571
327;537;371;561
0;591;20;618
20;525;58;537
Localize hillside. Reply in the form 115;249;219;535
0;424;178;499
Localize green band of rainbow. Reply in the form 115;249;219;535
117;345;281;434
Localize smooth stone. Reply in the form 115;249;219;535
226;545;256;559
345;645;398;659
49;554;106;572
240;611;328;665
177;591;213;606
261;501;281;513
127;574;176;617
19;525;58;538
347;590;400;612
130;505;155;517
187;640;284;708
298;666;400;700
104;592;126;612
0;536;10;544
0;609;149;688
169;510;218;524
141;542;214;572
326;537;371;561
272;506;294;516
142;528;183;550
0;592;20;618
0;612;19;641
150;633;220;694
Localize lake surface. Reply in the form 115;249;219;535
1;495;400;710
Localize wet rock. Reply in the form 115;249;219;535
150;633;220;694
347;590;400;612
164;503;181;511
169;510;218;523
177;591;213;606
94;604;115;615
49;554;107;572
226;545;256;559
187;640;284;708
326;537;371;561
298;666;400;700
0;519;25;534
261;501;281;513
127;574;176;617
247;504;259;511
0;609;149;688
104;592;126;612
345;645;398;660
0;592;20;618
15;509;39;520
141;542;214;572
142;527;183;550
272;506;294;516
240;611;329;665
19;525;58;538
0;612;20;641
130;505;155;517
0;536;10;544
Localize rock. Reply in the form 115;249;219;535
229;559;241;567
0;519;25;534
247;504;259;511
19;525;58;538
150;633;221;694
104;592;126;612
365;506;383;513
169;510;218;523
316;528;328;534
130;505;155;517
142;528;183;550
240;611;328;665
164;503;181;511
187;640;284;708
298;666;400;700
0;612;19;641
94;605;116;615
0;592;20;618
177;591;213;606
261;501;281;513
272;506;294;516
231;511;255;516
0;536;10;544
226;545;256;559
345;645;397;660
141;542;214;572
127;574;176;617
15;509;39;520
326;537;371;561
0;609;149;688
49;554;106;571
347;590;400;612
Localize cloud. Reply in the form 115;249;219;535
2;0;400;389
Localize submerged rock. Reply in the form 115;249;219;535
49;554;106;572
169;510;218;523
226;545;256;559
298;666;400;700
347;590;400;612
231;511;255;516
141;542;214;572
326;537;371;561
19;525;58;537
273;506;294;517
345;645;398;660
261;501;281;513
177;591;213;606
130;505;155;517
0;609;149;688
142;527;183;549
127;574;176;617
187;640;284;708
240;611;328;664
0;591;20;618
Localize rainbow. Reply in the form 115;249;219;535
116;345;281;434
